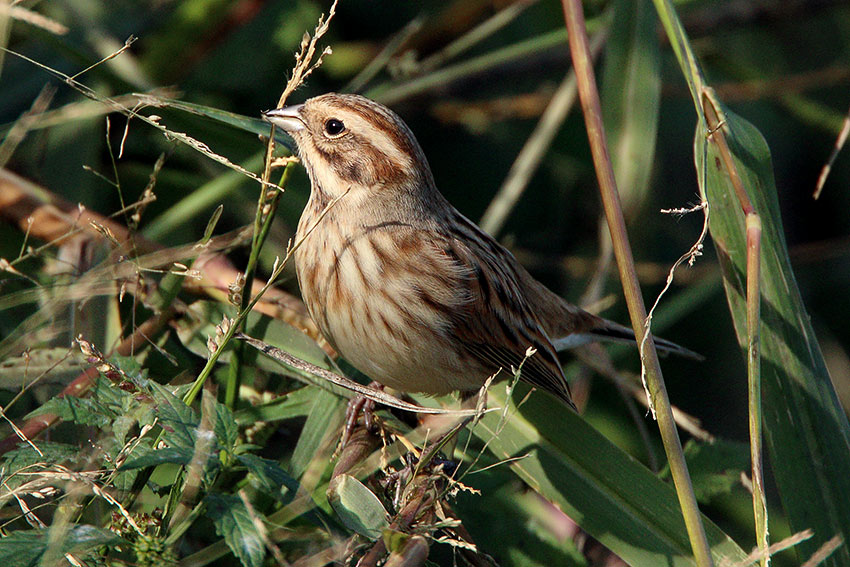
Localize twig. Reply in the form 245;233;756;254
813;103;850;199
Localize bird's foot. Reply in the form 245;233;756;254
339;381;385;451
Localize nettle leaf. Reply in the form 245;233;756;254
0;442;79;490
120;447;194;470
110;354;149;387
213;400;239;455
149;382;198;449
237;454;300;502
0;525;124;566
24;376;133;430
206;492;266;567
112;414;137;446
26;396;113;429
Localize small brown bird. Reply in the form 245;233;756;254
263;93;692;409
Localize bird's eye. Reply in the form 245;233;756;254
324;118;346;137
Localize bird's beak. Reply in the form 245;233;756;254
262;104;305;132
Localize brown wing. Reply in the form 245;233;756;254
437;215;576;409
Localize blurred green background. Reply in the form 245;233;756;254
2;0;849;564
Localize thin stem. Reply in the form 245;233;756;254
417;0;538;74
479;28;606;235
704;90;769;566
559;1;714;565
747;213;768;567
223;162;292;409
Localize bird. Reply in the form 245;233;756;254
262;93;694;410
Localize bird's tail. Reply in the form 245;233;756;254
519;266;702;359
580;320;703;360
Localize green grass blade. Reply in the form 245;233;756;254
600;0;661;215
469;388;748;567
696;103;850;565
141;97;295;151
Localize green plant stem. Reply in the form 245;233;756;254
223;161;292;409
703;91;769;567
559;1;714;566
416;0;537;74
747;213;768;567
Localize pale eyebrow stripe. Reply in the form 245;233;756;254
336;116;410;172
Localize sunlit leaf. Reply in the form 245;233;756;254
328;474;389;539
206;492;266;567
466;387;748;567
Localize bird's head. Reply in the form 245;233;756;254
263;93;436;203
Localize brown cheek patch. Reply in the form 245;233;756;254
349;134;407;186
371;152;407;185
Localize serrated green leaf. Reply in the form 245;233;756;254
23;375;135;431
0;525;123;567
26;396;113;429
213;400;239;454
120;447;194;470
150;382;198;449
112;415;136;446
696;103;850;565
0;442;78;491
0;531;44;567
328;474;389;539
206;492;266;567
237;454;300;502
110;355;148;386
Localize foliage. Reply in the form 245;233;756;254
1;1;849;566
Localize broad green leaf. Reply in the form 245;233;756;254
601;0;661;216
468;387;748;567
206;492;266;567
26;396;113;429
0;442;78;491
234;385;318;426
455;475;586;566
696;104;850;565
110;355;148;386
327;474;389;539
